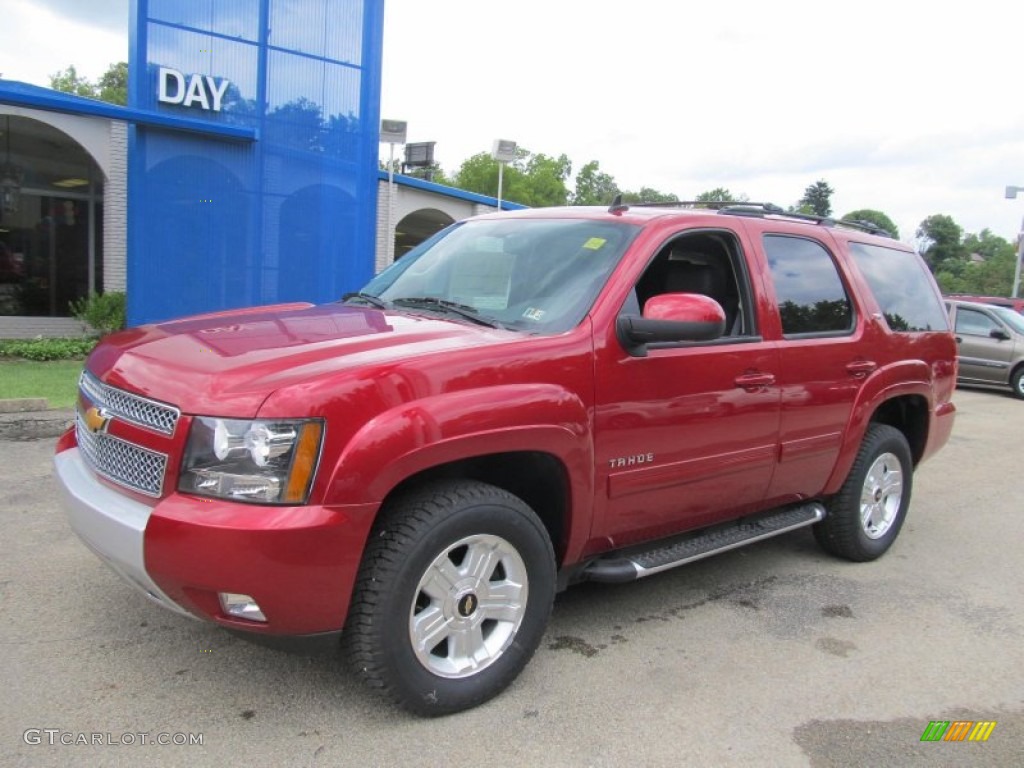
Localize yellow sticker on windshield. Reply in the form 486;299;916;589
582;237;607;250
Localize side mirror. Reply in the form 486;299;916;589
617;293;726;356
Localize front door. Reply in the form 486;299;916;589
593;228;781;547
953;305;1016;385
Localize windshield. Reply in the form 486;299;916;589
993;305;1024;334
356;218;640;334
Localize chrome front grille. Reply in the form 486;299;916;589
76;413;168;497
79;370;180;435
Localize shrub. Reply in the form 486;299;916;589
0;338;96;361
69;291;126;337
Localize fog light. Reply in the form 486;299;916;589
218;592;266;622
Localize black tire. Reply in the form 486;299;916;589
814;424;913;562
1011;366;1024;400
344;479;556;716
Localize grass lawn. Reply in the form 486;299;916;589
0;360;83;409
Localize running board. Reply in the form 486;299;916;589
583;502;826;583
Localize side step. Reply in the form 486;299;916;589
583;502;826;583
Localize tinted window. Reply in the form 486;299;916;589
764;235;852;335
955;308;1000;336
848;242;949;332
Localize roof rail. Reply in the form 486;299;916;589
624;200;894;238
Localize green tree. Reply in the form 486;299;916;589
572;160;618;205
695;187;745;203
620;187;679;204
449;148;571;207
842;209;899;238
960;230;1018;295
50;62;128;104
798;179;834;217
917;214;965;269
520;152;572;207
48;65;96;98
96;61;128;105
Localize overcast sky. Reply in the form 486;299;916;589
3;0;1024;244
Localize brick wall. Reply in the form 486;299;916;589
104;121;128;292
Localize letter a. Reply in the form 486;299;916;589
183;74;210;110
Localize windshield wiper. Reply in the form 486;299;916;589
341;292;390;309
390;297;502;328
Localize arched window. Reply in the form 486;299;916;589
0;114;105;317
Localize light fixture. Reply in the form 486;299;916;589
1;115;24;215
52;177;89;189
218;592;266;622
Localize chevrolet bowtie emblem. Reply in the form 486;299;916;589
83;406;112;434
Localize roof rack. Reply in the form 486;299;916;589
617;200;895;238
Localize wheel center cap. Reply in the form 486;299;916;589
874;488;883;503
457;592;478;618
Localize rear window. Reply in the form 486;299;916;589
847;242;949;332
763;235;853;336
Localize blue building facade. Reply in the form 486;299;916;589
128;0;384;325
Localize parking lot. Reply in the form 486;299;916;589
2;388;1022;767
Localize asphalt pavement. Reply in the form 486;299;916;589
1;388;1022;767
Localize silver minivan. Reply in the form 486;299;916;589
946;299;1024;399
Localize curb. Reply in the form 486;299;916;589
0;409;75;440
0;398;50;414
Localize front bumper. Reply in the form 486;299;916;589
55;448;193;618
54;445;379;635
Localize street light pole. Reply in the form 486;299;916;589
380;120;407;264
491;139;517;212
1014;217;1023;300
1006;186;1024;299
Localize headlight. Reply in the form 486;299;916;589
179;417;324;504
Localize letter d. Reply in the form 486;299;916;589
158;67;185;105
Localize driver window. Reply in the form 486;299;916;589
630;232;752;337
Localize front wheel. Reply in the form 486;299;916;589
1011;367;1024;400
345;480;556;716
814;424;913;562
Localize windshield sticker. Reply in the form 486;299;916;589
522;308;546;322
582;237;607;250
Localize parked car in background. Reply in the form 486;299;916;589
946;299;1024;399
945;294;1024;315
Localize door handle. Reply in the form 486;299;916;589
846;360;878;378
734;372;776;391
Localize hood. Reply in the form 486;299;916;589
87;302;517;417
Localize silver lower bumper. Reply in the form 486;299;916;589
54;448;194;619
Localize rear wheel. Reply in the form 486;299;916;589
345;479;555;716
815;424;913;561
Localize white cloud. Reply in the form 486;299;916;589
3;0;1023;243
0;0;127;84
382;0;1024;241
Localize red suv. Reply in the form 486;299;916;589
55;202;956;714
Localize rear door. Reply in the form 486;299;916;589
751;226;867;506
